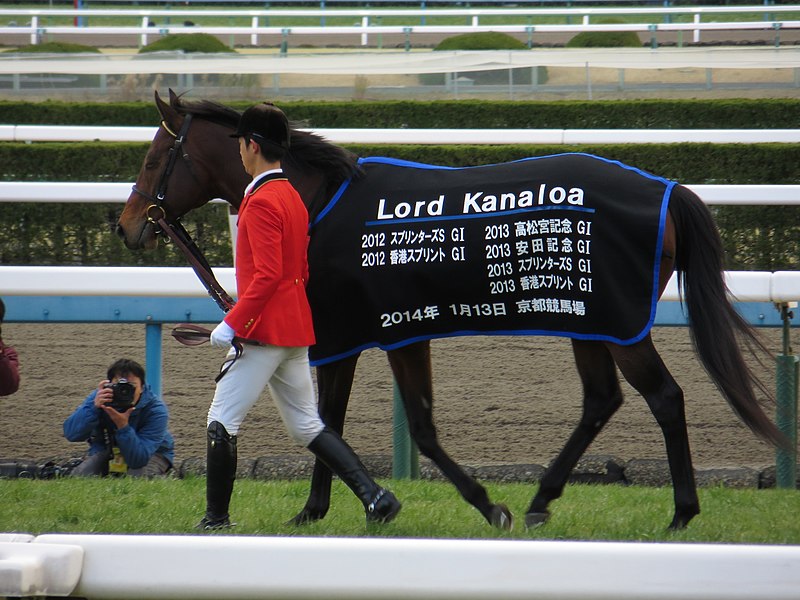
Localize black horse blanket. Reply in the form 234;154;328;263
307;153;673;366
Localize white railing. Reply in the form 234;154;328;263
2;265;799;304
2;533;800;600
1;20;796;47
3;5;798;23
0;127;797;207
1;125;798;145
1;126;796;302
1;5;798;46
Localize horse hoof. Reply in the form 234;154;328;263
489;504;514;531
668;506;699;530
285;509;324;526
524;511;550;529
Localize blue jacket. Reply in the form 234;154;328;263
63;384;175;469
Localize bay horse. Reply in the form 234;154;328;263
118;90;784;531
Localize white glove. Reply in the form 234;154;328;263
210;320;236;348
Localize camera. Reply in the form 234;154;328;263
103;379;136;412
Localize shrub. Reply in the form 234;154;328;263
3;142;797;269
435;32;528;52
421;32;546;87
135;34;249;98
139;33;236;54
566;20;643;48
1;99;798;129
3;42;102;90
3;42;101;54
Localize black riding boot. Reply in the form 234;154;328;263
307;427;401;524
197;421;237;530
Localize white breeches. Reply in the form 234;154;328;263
206;344;324;446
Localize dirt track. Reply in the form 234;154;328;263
0;322;786;471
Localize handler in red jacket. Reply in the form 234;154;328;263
199;102;400;530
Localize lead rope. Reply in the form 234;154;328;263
148;213;242;380
132;113;243;380
170;324;261;382
155;215;235;313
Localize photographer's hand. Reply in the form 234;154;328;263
101;404;134;430
94;380;114;409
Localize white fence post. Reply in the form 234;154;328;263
141;15;149;46
694;13;701;43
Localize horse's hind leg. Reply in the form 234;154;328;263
388;342;513;530
526;339;624;528
288;354;360;525
608;338;699;529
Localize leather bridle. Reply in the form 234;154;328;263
131;114;194;230
130;114;236;313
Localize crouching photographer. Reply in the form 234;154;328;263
63;358;174;477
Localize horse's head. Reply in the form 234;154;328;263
117;89;248;250
118;90;362;251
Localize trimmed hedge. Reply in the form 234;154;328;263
0;201;232;267
3;142;797;183
138;33;236;54
565;20;643;49
420;32;541;86
1;99;797;269
3;42;101;54
0;142;797;269
1;99;799;129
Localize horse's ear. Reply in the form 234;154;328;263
154;89;179;127
155;90;169;118
168;88;180;105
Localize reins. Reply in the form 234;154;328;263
170;324;261;382
132;114;244;379
131;114;236;314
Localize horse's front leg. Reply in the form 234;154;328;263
388;342;513;530
287;354;360;525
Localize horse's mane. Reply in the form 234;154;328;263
285;129;362;189
172;95;361;188
172;95;241;129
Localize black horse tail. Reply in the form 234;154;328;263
669;184;787;449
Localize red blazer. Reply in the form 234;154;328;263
224;175;316;347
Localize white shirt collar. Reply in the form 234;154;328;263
243;168;283;197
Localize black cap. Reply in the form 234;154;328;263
230;102;290;151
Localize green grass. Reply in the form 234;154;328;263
2;477;799;544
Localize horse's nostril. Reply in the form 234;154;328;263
114;224;125;239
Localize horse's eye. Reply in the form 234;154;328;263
145;161;159;170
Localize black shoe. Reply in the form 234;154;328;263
308;427;403;525
366;488;402;524
196;515;235;531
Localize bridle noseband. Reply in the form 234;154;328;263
130;113;236;314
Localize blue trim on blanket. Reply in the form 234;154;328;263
310;152;673;230
308;152;674;365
